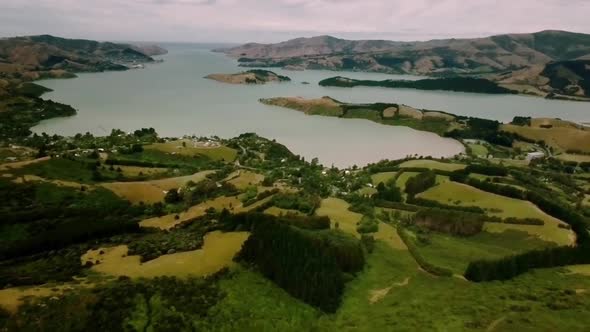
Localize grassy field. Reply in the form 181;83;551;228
315;197;406;250
399;160;466;171
264;206;305;217
140;196;242;229
502;123;590;153
555;153;590;163
101;170;214;204
226;170;265;190
117;165;169;177
357;187;378;197
139;195;274;230
10;158;98;183
567;265;590;276
316;198;362;237
395;171;420;189
418;181;574;245
146;139;237;162
467;143;488;157
371;171;397;185
81;231;249;278
200;243;590;331
0;281;95;313
409;230;556;275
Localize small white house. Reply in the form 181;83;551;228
526;152;545;161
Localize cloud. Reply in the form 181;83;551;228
0;0;588;43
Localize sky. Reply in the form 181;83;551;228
1;0;589;43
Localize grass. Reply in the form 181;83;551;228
409;230;556;275
139;196;242;229
418;181;574;245
395;172;419;190
100;170;214;204
567;265;590;276
315;198;406;250
226;170;265;190
146;139;237;162
371;171;397;185
467;144;488;157
316;198;362;238
357;187;378;197
117;166;169;177
110;149;214;168
264;206;305;217
81;231;249;278
399;160;466;171
501;123;590;153
201;267;320;331
314;242;590;331
555;153;590;163
12;158;96;184
379;117;451;136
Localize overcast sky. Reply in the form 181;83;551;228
1;0;589;43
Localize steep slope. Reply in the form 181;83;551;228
219;30;590;76
0;35;163;80
496;60;590;100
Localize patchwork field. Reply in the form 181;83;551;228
0;156;50;172
410;230;556;274
140;196;242;229
418;181;574;245
556;153;590;163
12;174;86;188
395;171;420;189
399;159;466;171
315;197;406;250
146;139;237;161
117;165;169;177
502;123;590;153
264;206;304;217
371;171;397;185
467;143;488;157
81;231;249;278
0;281;94;313
140;195;275;230
225;170;265;190
316;198;362;237
100;170;214;204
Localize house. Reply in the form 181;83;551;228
526;152;545;161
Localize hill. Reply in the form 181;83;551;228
205;70;291;84
218;30;590;76
0;34;164;81
495;59;590;100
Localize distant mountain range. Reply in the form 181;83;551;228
218;30;590;100
0;35;166;81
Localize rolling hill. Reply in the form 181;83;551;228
218;30;590;76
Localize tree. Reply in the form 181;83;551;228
164;189;181;204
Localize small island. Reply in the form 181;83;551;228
205;69;291;84
319;76;517;95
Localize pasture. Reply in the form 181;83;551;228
418;181;575;245
101;170;214;204
399;159;466;171
501;123;590;153
371;171;397;185
81;231;249;278
140;195;242;229
409;230;556;274
146;139;237;162
315;197;406;250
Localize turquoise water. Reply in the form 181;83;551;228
33;44;589;167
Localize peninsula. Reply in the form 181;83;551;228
205;69;291;84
